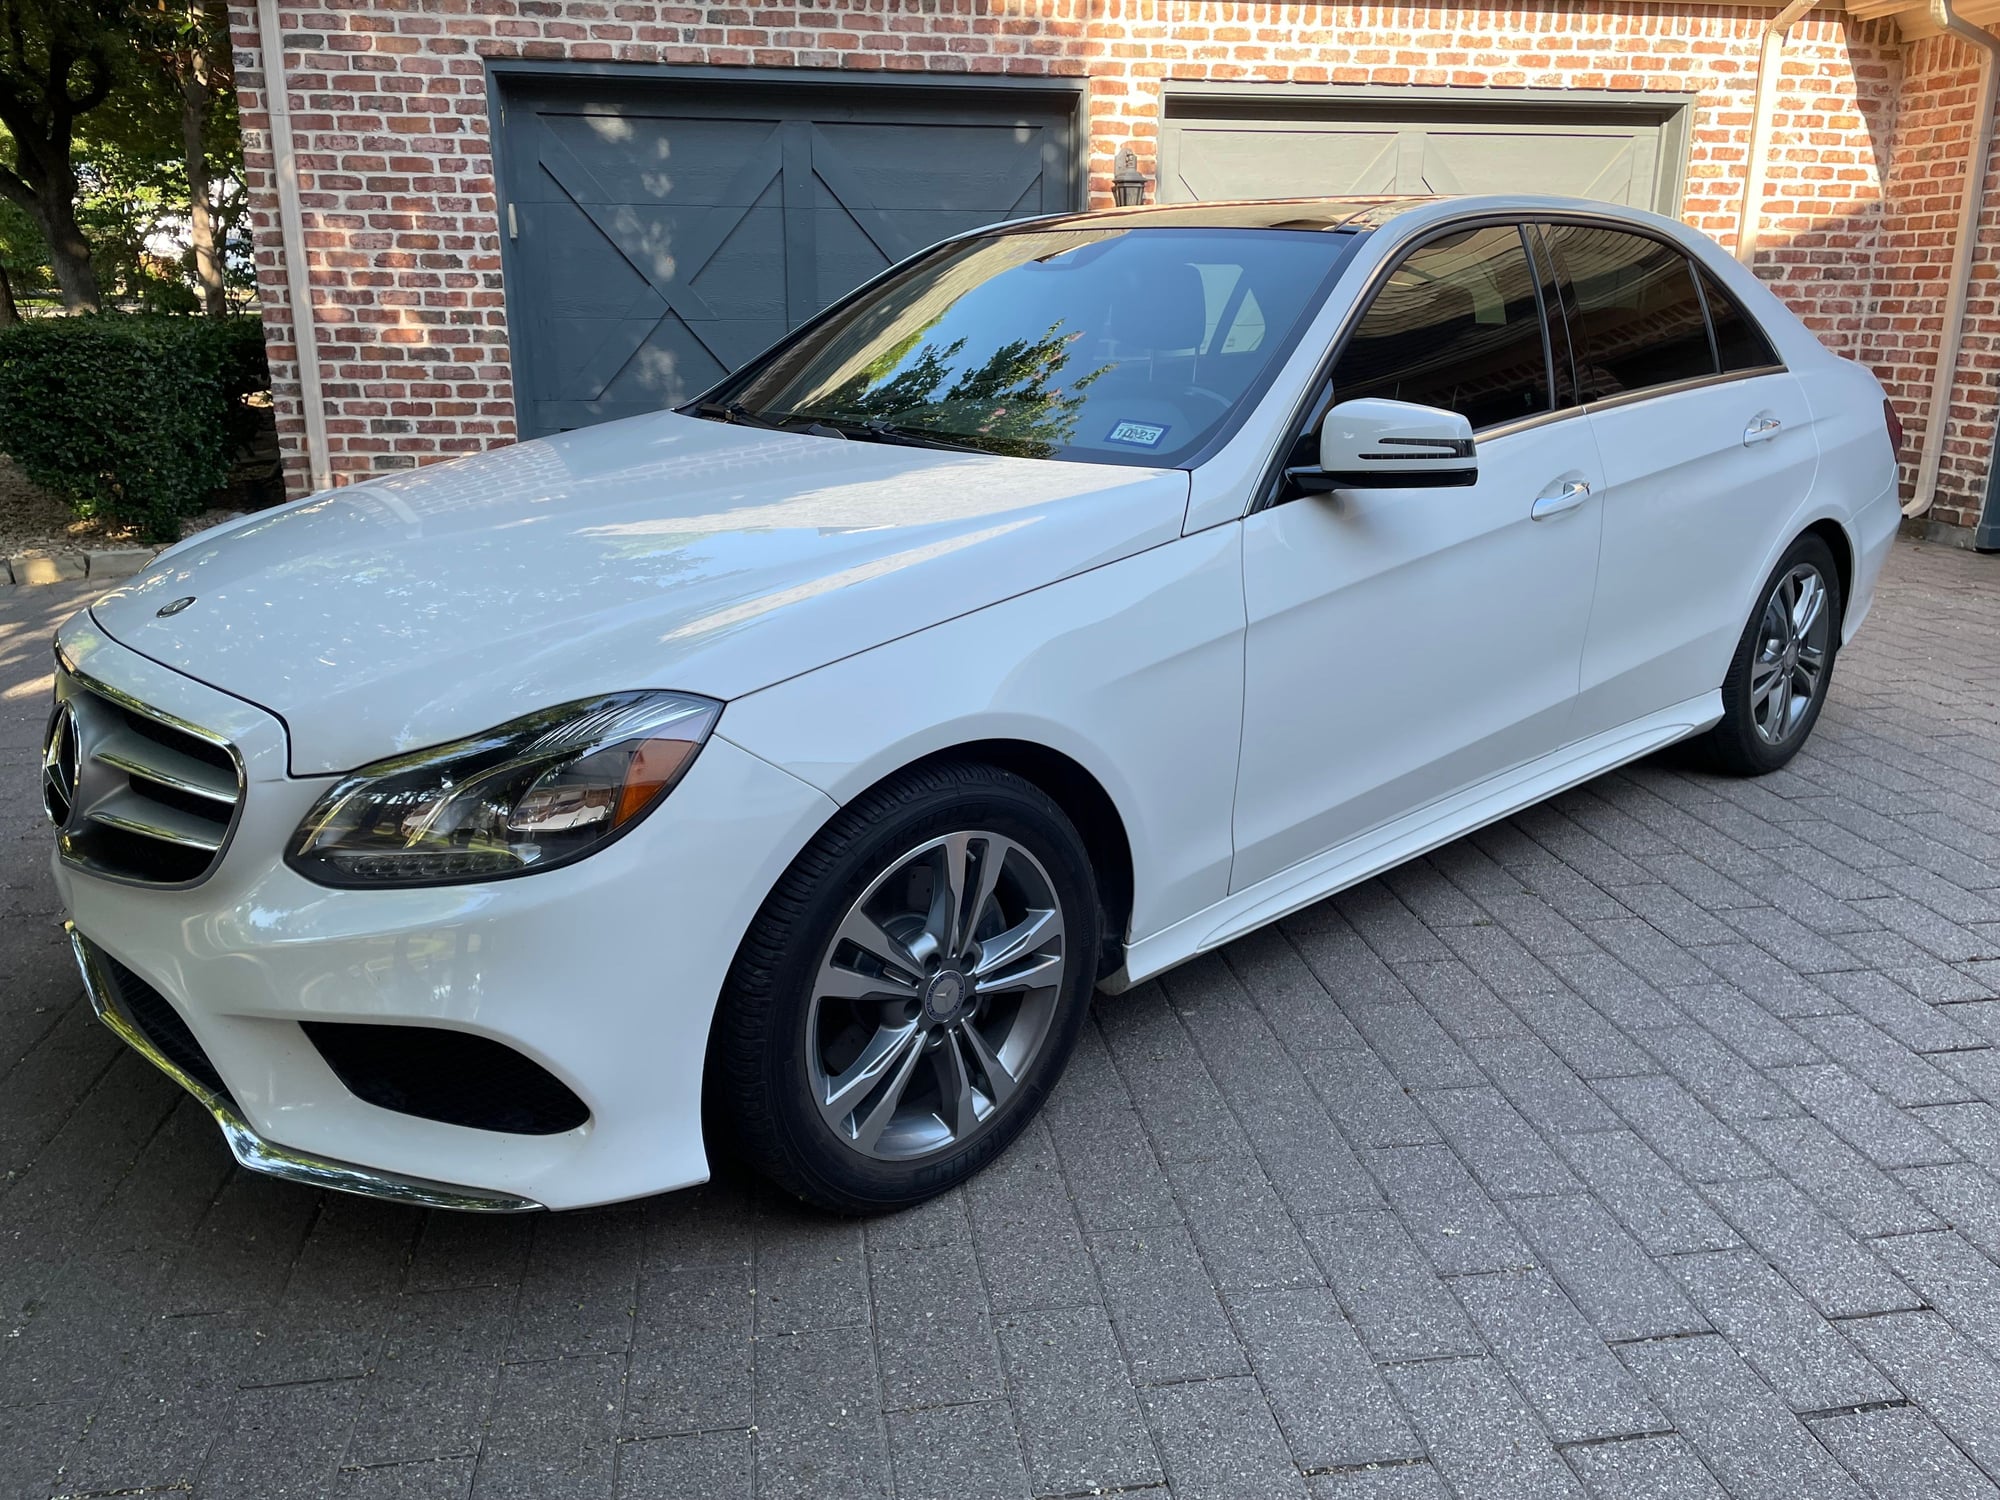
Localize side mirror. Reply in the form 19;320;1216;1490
1290;397;1477;493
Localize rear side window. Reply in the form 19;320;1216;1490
1330;225;1552;431
1699;269;1781;372
1543;225;1715;399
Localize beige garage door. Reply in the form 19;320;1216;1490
1159;96;1685;215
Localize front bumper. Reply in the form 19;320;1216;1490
54;616;839;1210
69;924;540;1211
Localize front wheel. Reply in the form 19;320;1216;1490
1694;532;1842;775
710;762;1100;1212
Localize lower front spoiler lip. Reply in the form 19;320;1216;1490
65;923;544;1215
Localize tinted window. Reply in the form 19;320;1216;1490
1699;270;1780;372
1524;225;1579;411
1545;225;1716;399
1330;226;1551;431
716;226;1358;467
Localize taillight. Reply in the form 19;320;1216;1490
1884;398;1905;463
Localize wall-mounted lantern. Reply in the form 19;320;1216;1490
1112;146;1148;208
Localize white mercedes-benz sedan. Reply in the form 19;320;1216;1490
46;195;1900;1213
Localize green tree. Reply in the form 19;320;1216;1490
0;0;125;311
122;0;234;315
816;324;1104;458
0;141;51;322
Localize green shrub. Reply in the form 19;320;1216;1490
0;314;269;541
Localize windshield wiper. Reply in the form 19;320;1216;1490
807;417;990;454
687;398;789;431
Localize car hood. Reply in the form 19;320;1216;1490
89;413;1190;774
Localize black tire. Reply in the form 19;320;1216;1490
1692;532;1842;776
709;761;1100;1213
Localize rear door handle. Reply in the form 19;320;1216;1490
1744;415;1782;445
1531;479;1591;521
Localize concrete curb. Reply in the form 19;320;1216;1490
3;549;156;586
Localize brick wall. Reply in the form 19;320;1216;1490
1865;32;2000;531
230;0;1929;506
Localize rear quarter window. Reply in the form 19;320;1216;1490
1698;269;1782;373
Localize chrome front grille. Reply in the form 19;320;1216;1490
45;669;244;886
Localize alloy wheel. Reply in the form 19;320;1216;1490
1750;563;1831;746
805;831;1067;1161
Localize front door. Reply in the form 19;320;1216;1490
1231;222;1606;891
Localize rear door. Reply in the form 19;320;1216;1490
1545;222;1819;738
1230;221;1607;891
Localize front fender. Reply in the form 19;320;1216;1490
719;528;1247;945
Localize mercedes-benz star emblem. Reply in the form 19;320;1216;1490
156;596;196;618
41;703;80;828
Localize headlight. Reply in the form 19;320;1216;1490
288;691;721;887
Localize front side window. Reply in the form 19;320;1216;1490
709;226;1360;467
1542;225;1715;399
1328;225;1552;431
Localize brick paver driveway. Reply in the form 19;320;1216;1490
6;538;2000;1499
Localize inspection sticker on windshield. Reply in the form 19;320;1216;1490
1105;419;1169;449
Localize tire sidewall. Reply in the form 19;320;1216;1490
741;772;1099;1210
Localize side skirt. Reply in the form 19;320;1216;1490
1103;691;1722;993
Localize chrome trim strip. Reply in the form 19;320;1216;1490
86;791;227;851
67;924;543;1215
1582;364;1788;415
95;728;239;804
56;645;244;759
1473;405;1588;443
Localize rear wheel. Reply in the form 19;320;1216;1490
1694;533;1841;775
711;762;1099;1212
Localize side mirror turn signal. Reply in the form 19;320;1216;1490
1289;397;1478;493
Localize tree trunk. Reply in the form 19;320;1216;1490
182;61;225;317
39;184;99;313
0;262;17;326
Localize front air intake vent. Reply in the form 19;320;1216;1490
94;945;232;1100
301;1023;591;1136
46;670;242;887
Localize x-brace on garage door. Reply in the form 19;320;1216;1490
498;74;1080;439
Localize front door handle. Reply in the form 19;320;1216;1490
1531;479;1591;521
1744;415;1782;445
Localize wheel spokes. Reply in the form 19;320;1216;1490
845;1027;928;1152
940;1030;983;1139
816;963;920;1004
806;827;1068;1162
1751;654;1783;709
820;1020;922;1124
836;908;924;984
1792;573;1824;639
972;907;1061;982
960;1019;1022;1109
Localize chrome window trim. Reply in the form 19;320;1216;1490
49;650;249;892
1581;364;1788;416
68;924;543;1214
1250;207;1790;512
1475;404;1591;443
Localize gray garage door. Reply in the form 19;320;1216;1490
499;78;1078;437
1160;95;1684;216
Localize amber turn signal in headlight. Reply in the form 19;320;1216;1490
288;691;720;887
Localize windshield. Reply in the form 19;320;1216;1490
701;225;1360;467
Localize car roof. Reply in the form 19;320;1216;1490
998;194;1679;236
1005;197;1438;233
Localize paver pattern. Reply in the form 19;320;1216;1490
4;538;2000;1499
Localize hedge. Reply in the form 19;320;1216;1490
0;315;269;541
